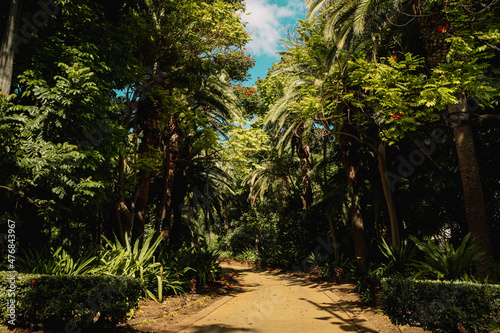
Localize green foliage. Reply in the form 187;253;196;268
377;237;416;278
16;245;99;276
381;278;500;332
347;54;438;142
97;233;186;300
235;248;259;263
409;233;485;280
354;269;379;306
14;234;200;301
0;272;142;331
163;246;222;287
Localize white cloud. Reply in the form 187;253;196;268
241;0;305;57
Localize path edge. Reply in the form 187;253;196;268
173;294;234;332
319;287;380;333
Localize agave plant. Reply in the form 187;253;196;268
97;233;170;301
409;233;485;281
378;237;416;278
17;245;100;275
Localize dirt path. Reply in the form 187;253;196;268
173;263;425;333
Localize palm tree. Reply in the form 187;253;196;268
114;0;248;245
262;30;351;266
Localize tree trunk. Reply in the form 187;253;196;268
296;124;313;210
0;0;22;95
249;173;260;253
340;130;368;271
327;214;341;264
168;167;187;250
378;143;400;248
222;202;229;251
132;170;151;243
160;129;180;245
317;136;341;264
254;225;259;254
449;96;494;277
115;153;133;245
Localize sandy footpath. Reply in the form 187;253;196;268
174;262;381;333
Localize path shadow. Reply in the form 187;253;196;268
177;323;257;332
299;298;378;333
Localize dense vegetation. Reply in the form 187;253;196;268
1;0;499;331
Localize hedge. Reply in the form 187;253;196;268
0;272;143;332
380;277;500;332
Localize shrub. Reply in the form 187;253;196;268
163;246;221;287
409;233;484;280
381;277;500;332
97;233;169;301
378;237;416;278
0;272;142;331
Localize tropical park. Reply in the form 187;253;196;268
0;0;499;332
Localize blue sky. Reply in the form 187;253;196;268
241;0;307;85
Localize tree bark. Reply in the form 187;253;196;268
340;130;368;271
296;123;313;210
160;128;180;244
378;143;400;248
249;173;260;253
449;96;494;277
222;202;229;251
0;0;22;95
132;170;151;243
327;214;341;264
115;153;133;245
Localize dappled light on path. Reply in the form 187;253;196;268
177;263;372;332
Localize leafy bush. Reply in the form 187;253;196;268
354;269;379;306
409;233;484;280
381;277;500;332
235;248;259;263
0;272;142;331
163;246;221;287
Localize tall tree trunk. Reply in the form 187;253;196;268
340;130;367;271
416;1;494;276
115;153;133;245
132;171;151;243
449;96;494;277
222;202;229;251
155;153;172;240
327;214;341;264
0;0;22;95
249;173;260;253
132;81;162;243
169;167;187;250
317;136;341;264
160;128;180;244
378;143;400;248
296;124;313;210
